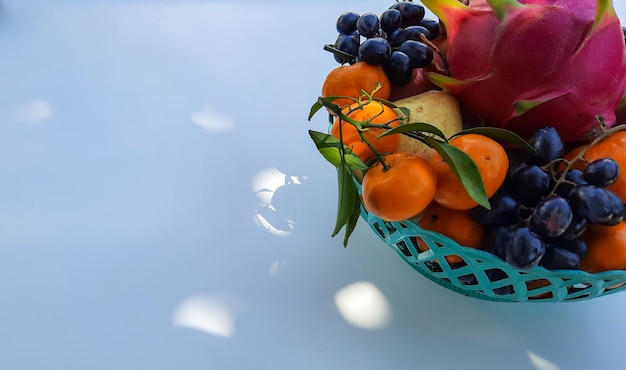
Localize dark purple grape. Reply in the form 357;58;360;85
530;196;573;238
505;226;546;270
528;126;564;166
559;214;587;240
541;244;580;270
356;13;380;38
558;238;588;258
583;158;620;187
401;25;431;42
337;12;360;35
380;9;402;34
398;40;433;68
484;225;511;260
471;192;520;226
568;185;614;223
383;51;412;85
386;28;404;47
358;37;391;65
600;189;625;226
333;34;360;64
507;164;552;207
419;18;441;40
390;1;426;28
555;168;588;198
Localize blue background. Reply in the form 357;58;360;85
1;1;626;369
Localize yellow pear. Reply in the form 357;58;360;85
393;90;463;160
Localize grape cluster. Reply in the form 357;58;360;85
470;127;625;271
331;1;440;85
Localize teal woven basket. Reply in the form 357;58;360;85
360;199;626;302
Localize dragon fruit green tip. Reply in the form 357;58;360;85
422;0;626;143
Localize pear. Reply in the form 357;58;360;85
393;90;463;160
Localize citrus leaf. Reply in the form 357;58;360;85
342;191;362;247
425;137;491;209
332;164;358;237
308;101;324;121
308;130;368;170
375;122;448;141
455;126;536;153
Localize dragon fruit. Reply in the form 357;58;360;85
421;0;626;143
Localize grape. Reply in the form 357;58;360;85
484;225;511;260
383;51;412;85
530;196;573;238
356;13;380;38
470;192;520;226
398;40;433;68
507;164;552;207
600;189;625;226
380;9;402;34
568;185;614;223
583;158;620;187
333;34;360;63
386;28;404;47
337;12;360;35
358;37;391;65
558;238;588;258
504;226;546;270
559;214;587;240
390;1;426;28
402;25;431;42
555;168;588;198
528;126;564;166
419;18;441;40
541;244;580;270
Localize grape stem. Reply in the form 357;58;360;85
545;116;626;198
419;34;450;76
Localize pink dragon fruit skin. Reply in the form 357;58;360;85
421;0;626;143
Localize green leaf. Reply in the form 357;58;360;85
375;122;448;141
342;191;362;247
308;130;369;170
454;126;537;153
308;101;324;121
425;137;491;209
332;164;359;237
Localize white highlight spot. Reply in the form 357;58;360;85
334;281;392;330
527;350;560;370
191;106;235;132
173;294;235;337
269;260;287;277
16;100;52;124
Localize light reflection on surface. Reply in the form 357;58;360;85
173;294;241;338
16;100;52;124
527;350;561;370
334;281;392;330
252;167;306;236
191;105;235;132
269;260;287;277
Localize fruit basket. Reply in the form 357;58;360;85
309;0;626;302
359;191;626;302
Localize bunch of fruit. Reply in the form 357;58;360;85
308;0;626;276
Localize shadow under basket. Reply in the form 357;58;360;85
361;205;626;302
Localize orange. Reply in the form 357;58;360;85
429;134;509;210
418;202;484;264
581;223;626;273
564;131;626;201
361;152;437;222
321;62;391;108
330;100;401;163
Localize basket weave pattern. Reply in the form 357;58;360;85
361;206;626;302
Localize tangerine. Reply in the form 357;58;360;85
429;134;509;210
322;62;391;108
564;131;626;201
417;202;484;264
581;223;626;273
330;100;401;163
361;152;437;222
